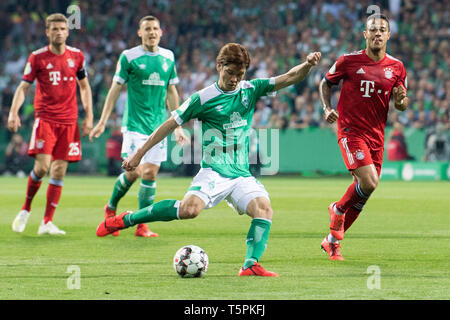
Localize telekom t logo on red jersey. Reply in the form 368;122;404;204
49;71;61;85
360;80;375;98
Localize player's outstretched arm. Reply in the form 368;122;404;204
273;52;321;91
122;117;179;171
78;77;94;137
319;78;339;124
166;84;189;146
89;81;123;141
7;81;31;132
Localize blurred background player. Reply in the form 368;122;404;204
89;15;188;238
319;13;408;260
3;133;30;177
387;121;414;161
97;43;321;277
8;13;93;235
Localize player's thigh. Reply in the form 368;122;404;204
227;176;271;216
352;164;379;193
53;122;81;162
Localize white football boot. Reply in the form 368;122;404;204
38;221;66;235
12;210;31;233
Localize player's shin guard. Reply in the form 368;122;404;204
123;199;180;227
138;180;156;209
22;170;43;212
44;179;63;223
344;200;367;232
243;218;272;269
108;172;133;210
336;181;369;213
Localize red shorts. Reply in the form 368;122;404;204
338;136;383;176
28;118;81;162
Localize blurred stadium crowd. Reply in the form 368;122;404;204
0;0;449;158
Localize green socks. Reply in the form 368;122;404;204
109;176;156;211
123;199;180;227
108;173;133;209
138;179;156;209
243;218;272;269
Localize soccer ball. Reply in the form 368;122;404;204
173;245;209;278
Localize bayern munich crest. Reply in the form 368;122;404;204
355;150;365;160
384;67;393;79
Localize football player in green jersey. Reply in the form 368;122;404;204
90;15;188;237
97;43;321;276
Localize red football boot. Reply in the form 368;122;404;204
104;204;120;236
134;223;159;238
238;263;278;277
96;211;130;237
321;237;344;260
329;202;345;240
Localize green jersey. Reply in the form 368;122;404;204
114;45;179;135
173;78;276;178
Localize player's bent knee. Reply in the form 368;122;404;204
363;177;379;194
49;161;68;180
257;205;273;220
179;198;204;220
141;168;158;181
33;166;48;178
247;198;273;220
34;160;50;177
179;205;201;219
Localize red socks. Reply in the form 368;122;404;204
44;179;63;224
334;181;370;233
21;171;63;224
22;171;43;212
335;181;369;213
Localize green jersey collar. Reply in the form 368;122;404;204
214;81;241;95
139;45;160;56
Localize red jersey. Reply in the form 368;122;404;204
22;45;86;124
325;49;407;148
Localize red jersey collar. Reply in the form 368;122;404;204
363;49;387;64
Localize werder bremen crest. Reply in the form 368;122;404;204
223;112;248;129
162;61;169;72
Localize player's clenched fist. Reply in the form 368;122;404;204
323;107;339;124
306;52;321;66
7;113;21;132
393;85;407;103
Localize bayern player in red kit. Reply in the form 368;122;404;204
8;13;93;235
319;14;408;260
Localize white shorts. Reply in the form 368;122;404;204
185;168;270;215
121;130;167;166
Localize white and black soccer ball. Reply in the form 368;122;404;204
173;245;209;278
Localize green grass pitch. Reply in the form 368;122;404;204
0;175;449;300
